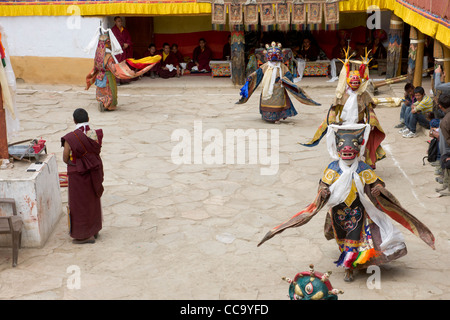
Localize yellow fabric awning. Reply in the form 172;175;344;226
0;0;448;47
340;0;450;47
0;2;212;17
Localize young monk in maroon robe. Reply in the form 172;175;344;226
158;43;181;79
188;38;213;72
61;108;104;244
171;43;185;64
144;43;161;78
111;16;133;84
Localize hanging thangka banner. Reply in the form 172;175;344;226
323;1;339;30
260;3;276;32
291;3;306;31
244;3;259;31
276;3;290;32
307;2;323;30
211;2;226;31
229;3;243;31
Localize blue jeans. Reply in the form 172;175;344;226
399;103;411;122
405;112;430;133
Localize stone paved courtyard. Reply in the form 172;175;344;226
0;75;448;300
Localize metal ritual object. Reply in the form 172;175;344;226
8;139;47;162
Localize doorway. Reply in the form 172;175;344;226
126;17;154;59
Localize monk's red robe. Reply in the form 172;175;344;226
61;128;104;239
111;25;133;62
191;46;213;72
158;51;180;79
173;51;184;64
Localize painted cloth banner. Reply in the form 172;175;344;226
211;2;226;30
324;1;339;30
292;3;306;31
244;3;258;31
307;2;323;30
276;3;290;32
229;3;243;25
260;3;276;31
229;3;243;31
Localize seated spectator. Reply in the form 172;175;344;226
144;43;161;78
222;35;231;60
157;42;181;79
395;83;416;128
297;37;320;62
171;43;187;73
429;118;442;177
187;38;213;73
434;65;450;119
401;86;433;138
293;37;320;82
171;43;184;64
436;94;450;196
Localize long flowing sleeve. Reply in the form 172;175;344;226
282;75;321;106
258;185;330;247
365;184;435;250
106;56;155;80
237;67;264;103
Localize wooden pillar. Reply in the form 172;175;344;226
386;14;403;78
413;29;425;87
433;39;444;93
0;84;9;159
443;45;450;83
407;27;417;83
231;30;246;86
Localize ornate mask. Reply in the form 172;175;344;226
265;41;283;62
283;264;343;300
335;128;366;160
347;70;361;90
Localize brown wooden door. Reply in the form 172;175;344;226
125;17;154;59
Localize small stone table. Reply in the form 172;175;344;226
0;154;63;248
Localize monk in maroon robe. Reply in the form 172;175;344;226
158;43;181;79
61;108;103;244
188;38;213;72
144;43;161;78
111;16;133;84
171;43;185;64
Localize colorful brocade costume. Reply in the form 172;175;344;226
258;124;435;281
85;27;160;111
302;47;386;168
320;160;399;268
237;42;320;122
304;91;386;168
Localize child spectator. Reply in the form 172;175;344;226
400;86;433;138
395;83;416;129
172;44;187;73
144;43;161;78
